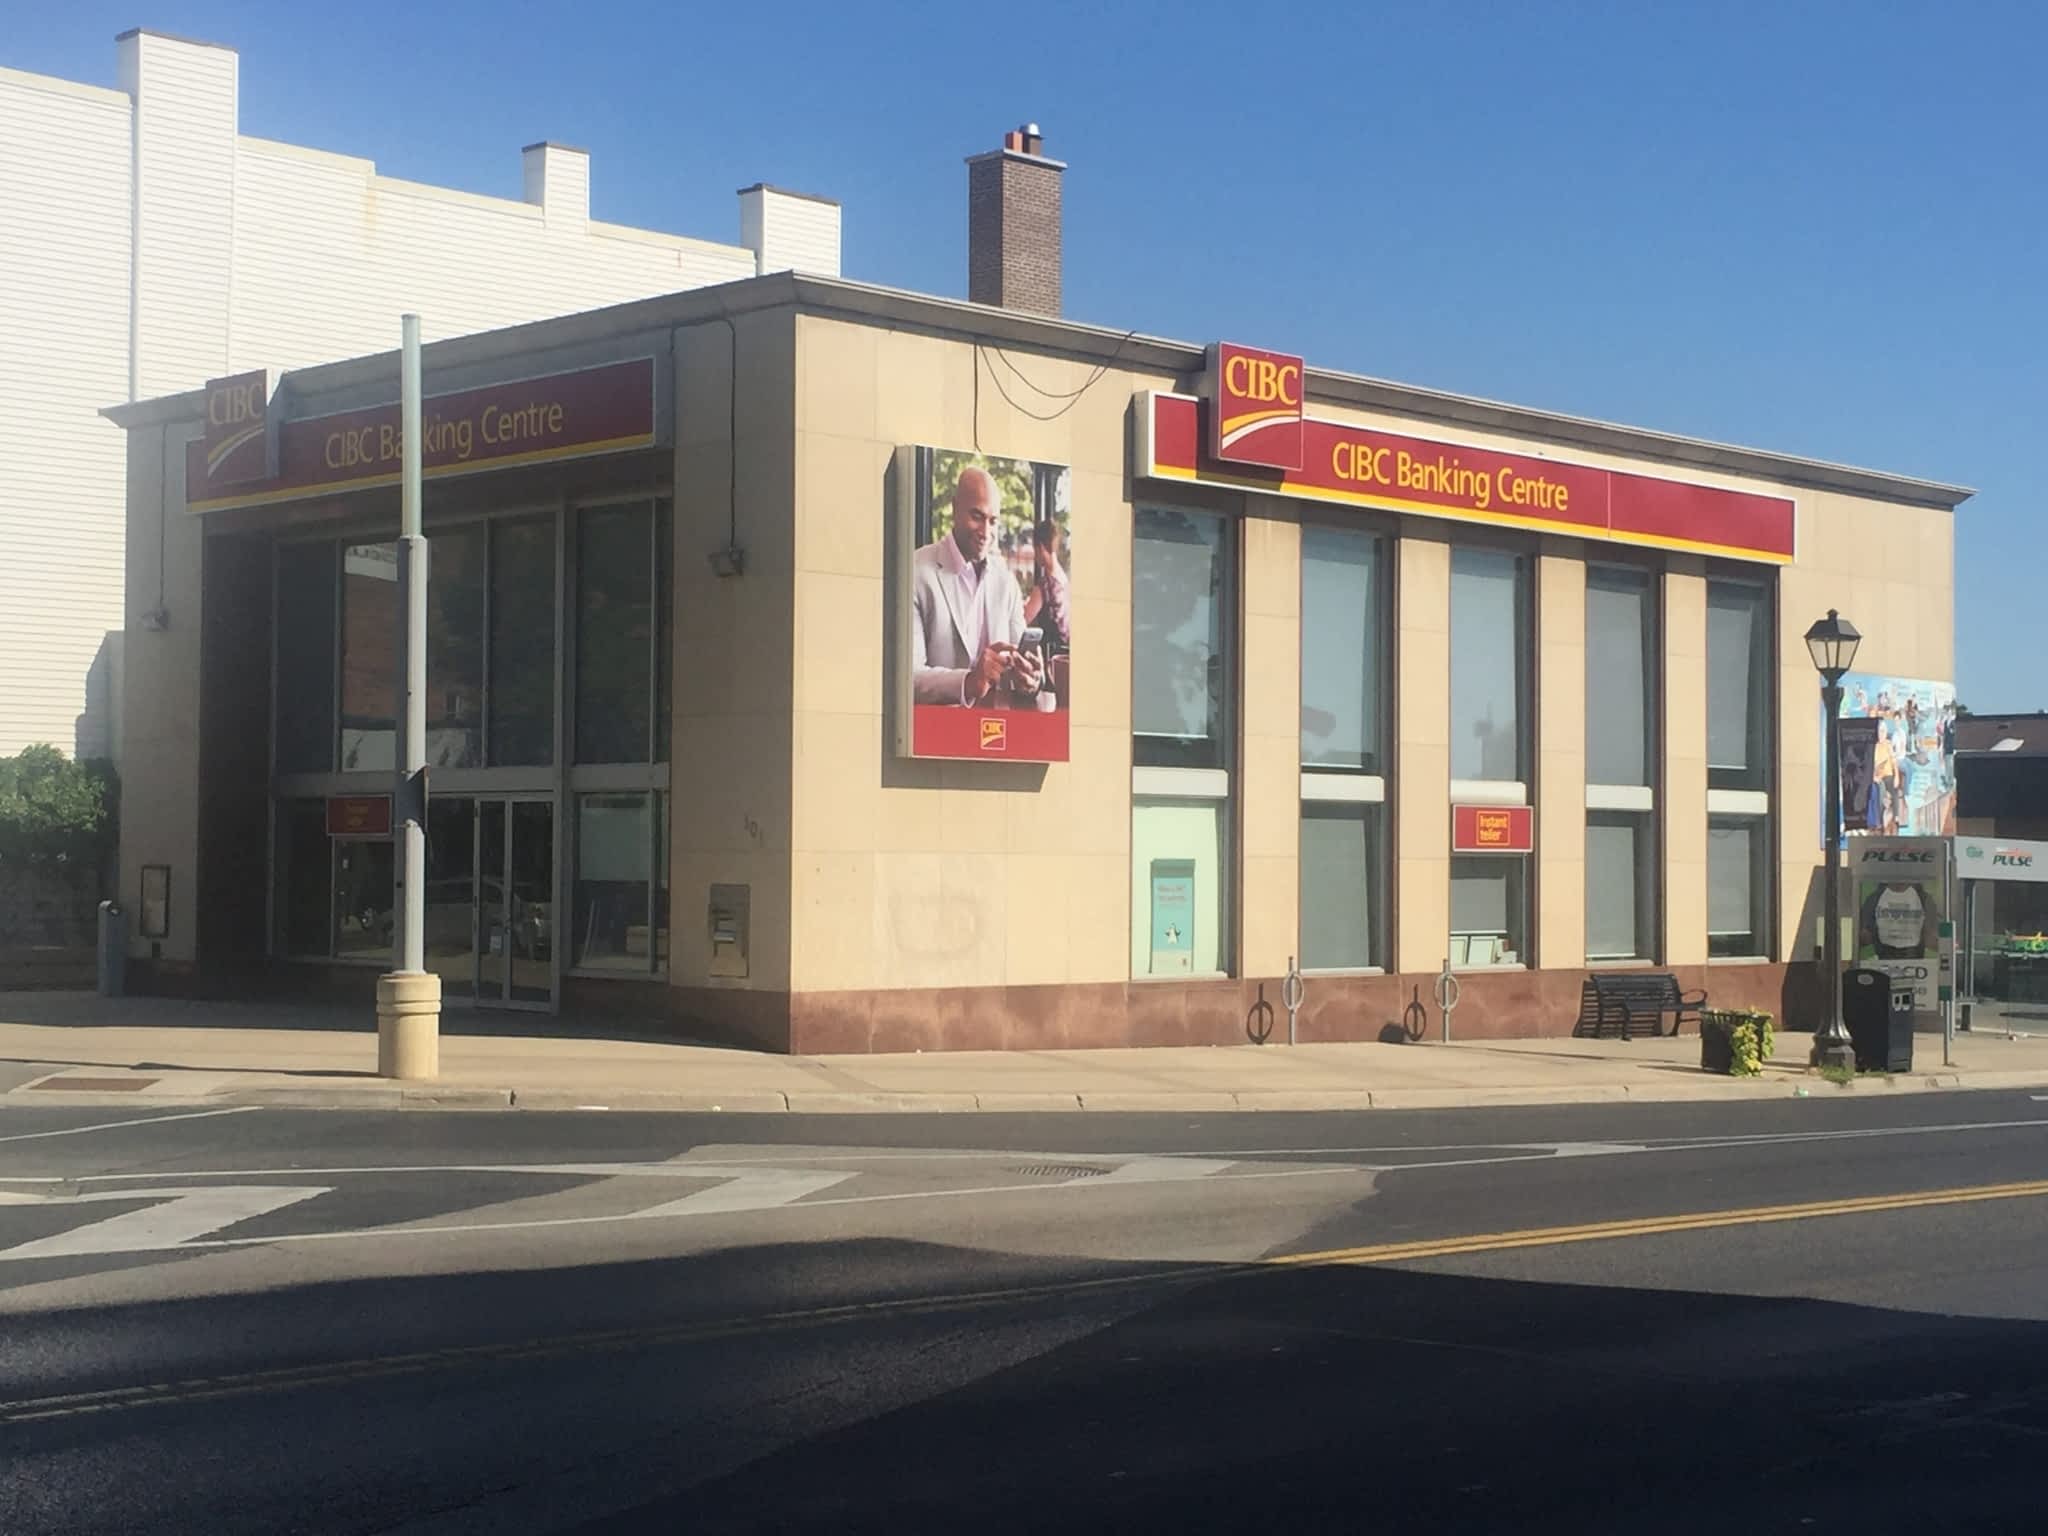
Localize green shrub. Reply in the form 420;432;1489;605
1701;1007;1776;1078
0;746;119;870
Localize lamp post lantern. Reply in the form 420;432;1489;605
1806;608;1862;1072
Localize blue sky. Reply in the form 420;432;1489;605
11;2;2041;704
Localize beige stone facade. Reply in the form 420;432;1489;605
106;274;1968;1050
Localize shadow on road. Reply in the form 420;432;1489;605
6;1237;2047;1534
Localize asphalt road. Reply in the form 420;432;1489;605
4;1092;2048;1533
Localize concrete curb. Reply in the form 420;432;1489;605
8;1067;2048;1115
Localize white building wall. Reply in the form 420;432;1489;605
0;67;133;759
0;29;836;760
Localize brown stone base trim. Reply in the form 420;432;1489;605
675;963;1816;1054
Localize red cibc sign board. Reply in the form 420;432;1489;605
1206;342;1305;470
911;707;1068;762
327;795;393;840
1453;804;1533;853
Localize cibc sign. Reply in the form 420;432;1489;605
202;369;277;487
1206;342;1305;470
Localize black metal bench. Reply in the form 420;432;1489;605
1574;972;1707;1040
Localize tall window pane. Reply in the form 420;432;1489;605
573;791;653;972
576;504;654;764
1707;581;1770;786
275;799;329;956
1301;803;1379;969
333;838;394;959
1133;508;1228;768
1450;855;1527;967
1709;815;1769;957
1450;548;1527;783
427;527;485;769
1300;527;1382;772
339;542;398;771
489;518;556;766
1586;567;1653;786
655;501;673;765
1587;812;1654;961
275;544;336;773
1131;799;1227;975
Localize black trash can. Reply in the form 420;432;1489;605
1843;967;1913;1073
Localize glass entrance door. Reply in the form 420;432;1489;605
479;798;555;1007
424;795;555;1009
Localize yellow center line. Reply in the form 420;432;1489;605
1264;1178;2048;1268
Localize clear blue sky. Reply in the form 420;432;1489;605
12;2;2040;705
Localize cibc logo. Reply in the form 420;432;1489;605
1206;342;1305;471
201;368;274;487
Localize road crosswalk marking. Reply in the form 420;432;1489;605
0;1185;330;1262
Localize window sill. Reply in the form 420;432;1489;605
1707;955;1774;966
1300;966;1387;978
1587;957;1657;969
1452;962;1530;974
1131;971;1234;984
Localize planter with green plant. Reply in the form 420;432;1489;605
1699;1008;1776;1077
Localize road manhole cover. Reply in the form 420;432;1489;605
30;1076;158;1093
1006;1163;1107;1180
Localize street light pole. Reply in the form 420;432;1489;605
1806;608;1862;1073
376;313;441;1080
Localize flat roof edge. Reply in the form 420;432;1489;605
104;273;1977;508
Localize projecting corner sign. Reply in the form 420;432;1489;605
1139;357;1796;565
187;358;658;512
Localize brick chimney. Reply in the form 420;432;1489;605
966;124;1064;316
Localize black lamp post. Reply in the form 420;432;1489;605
1806;608;1862;1071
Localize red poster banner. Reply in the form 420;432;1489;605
326;795;393;839
910;705;1070;762
1141;392;1794;563
187;358;657;512
1453;804;1533;853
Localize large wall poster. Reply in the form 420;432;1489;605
1833;672;1958;840
895;446;1072;762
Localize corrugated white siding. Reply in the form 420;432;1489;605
3;31;803;759
748;189;841;278
0;70;132;757
128;33;236;398
229;144;754;374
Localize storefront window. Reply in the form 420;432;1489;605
332;838;394;958
572;791;668;973
339;542;398;771
489;517;556;766
1587;811;1656;962
1586;566;1657;962
1451;855;1527;968
1300;526;1386;970
1450;547;1529;785
1708;814;1770;958
1132;507;1233;977
427;527;486;769
575;504;655;764
1586;566;1654;786
274;544;336;773
1301;802;1381;970
1133;508;1230;769
1707;579;1771;789
275;799;330;957
1131;799;1228;976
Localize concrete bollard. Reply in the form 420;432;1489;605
376;971;442;1080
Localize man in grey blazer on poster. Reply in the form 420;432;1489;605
911;466;1043;706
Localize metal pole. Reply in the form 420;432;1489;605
397;313;426;975
1813;679;1854;1070
376;313;440;1079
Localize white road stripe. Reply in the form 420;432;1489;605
0;1185;328;1262
0;1106;259;1145
631;1168;855;1216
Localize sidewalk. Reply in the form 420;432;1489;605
5;991;2048;1113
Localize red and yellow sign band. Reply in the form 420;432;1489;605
186;358;657;513
1453;804;1533;853
1144;392;1795;564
